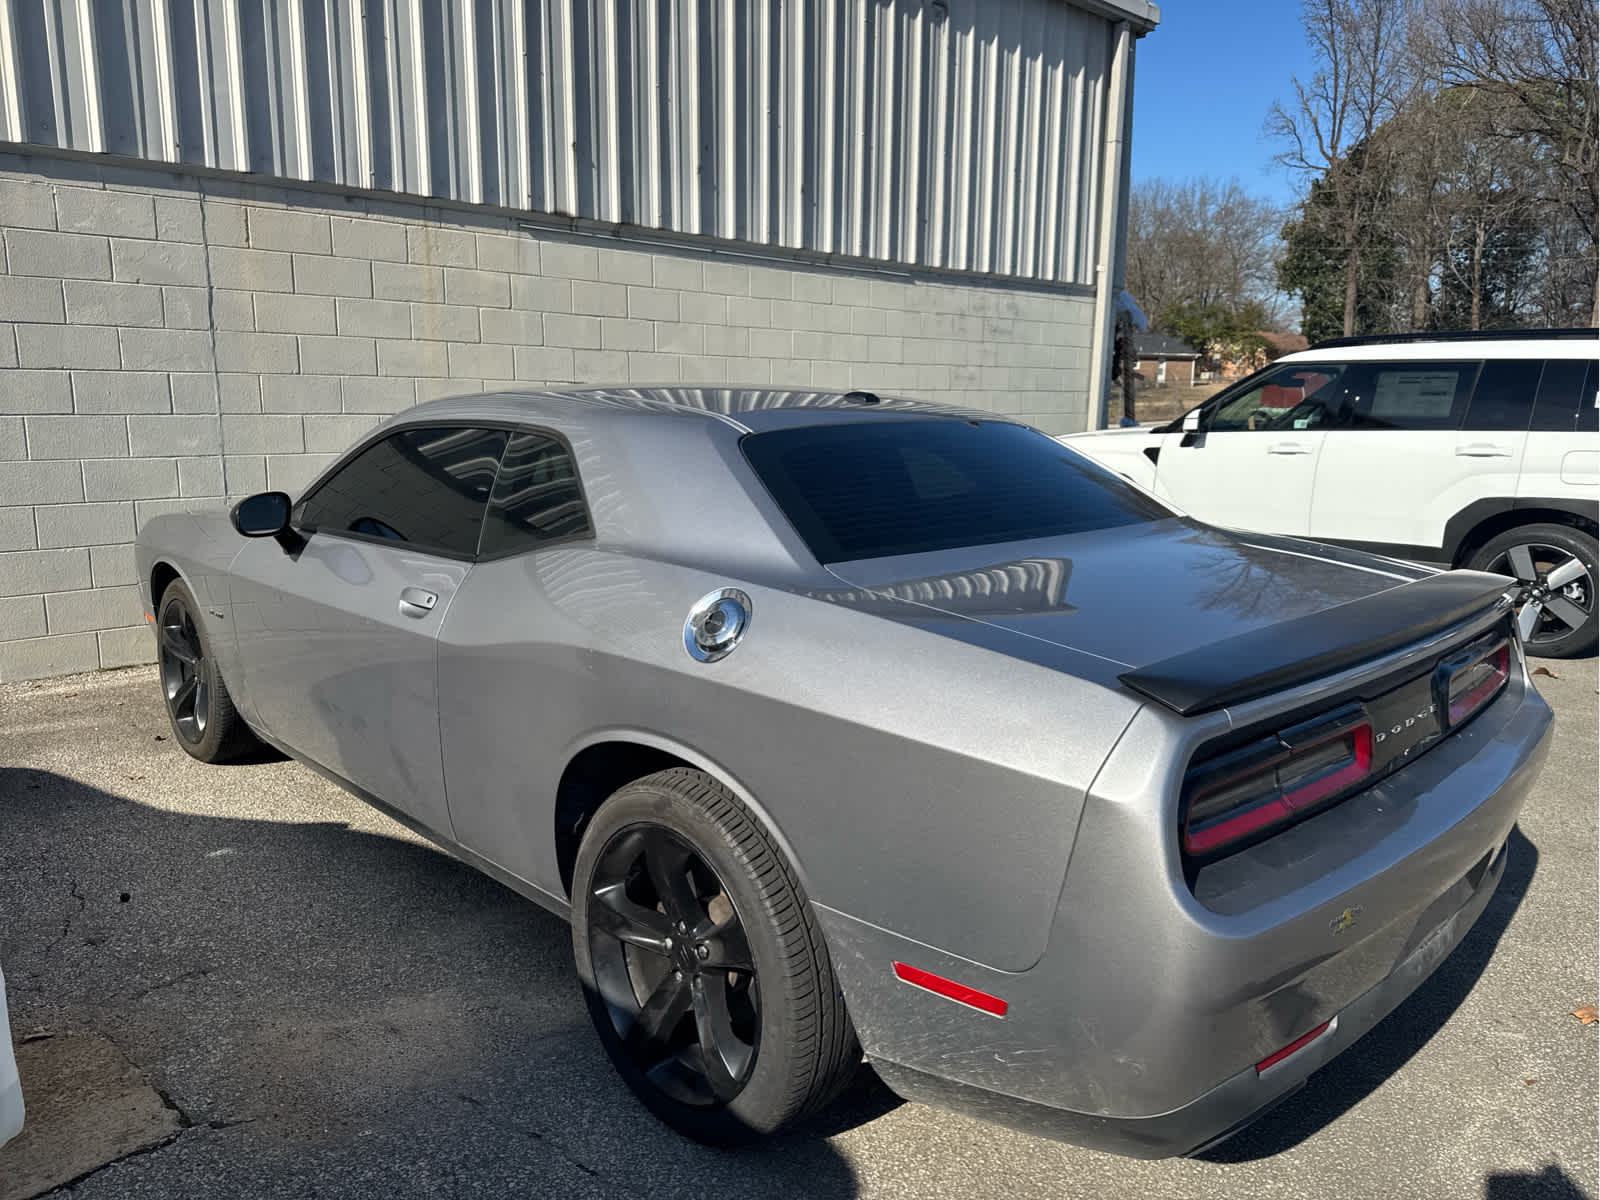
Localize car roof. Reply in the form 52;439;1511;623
388;386;999;435
1279;336;1598;364
360;387;1014;580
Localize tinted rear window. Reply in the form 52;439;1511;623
742;420;1171;563
1530;358;1599;433
1465;359;1544;431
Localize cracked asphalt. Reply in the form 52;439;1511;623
0;659;1594;1200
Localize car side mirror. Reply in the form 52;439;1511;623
230;491;292;538
1179;408;1205;447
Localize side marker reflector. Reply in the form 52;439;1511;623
1256;1019;1333;1072
892;961;1008;1017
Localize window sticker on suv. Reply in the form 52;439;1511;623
1371;370;1463;422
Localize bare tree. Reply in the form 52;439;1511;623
1381;87;1544;328
1437;101;1542;327
1268;0;1420;335
1125;178;1282;324
1418;0;1599;322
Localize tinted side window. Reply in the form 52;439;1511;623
1209;363;1349;432
478;431;592;558
1346;362;1476;430
1464;360;1544;431
1530;358;1599;433
296;426;508;557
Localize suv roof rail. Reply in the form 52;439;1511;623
1310;327;1599;350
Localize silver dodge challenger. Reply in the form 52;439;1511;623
134;387;1552;1156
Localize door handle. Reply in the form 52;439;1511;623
1456;444;1513;457
1267;442;1312;455
398;586;438;619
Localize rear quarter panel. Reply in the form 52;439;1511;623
436;545;1143;973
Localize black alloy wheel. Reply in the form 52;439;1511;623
585;825;761;1108
159;591;211;745
570;769;858;1144
154;578;255;762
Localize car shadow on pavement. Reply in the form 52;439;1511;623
1484;1165;1596;1200
0;767;879;1199
1199;824;1539;1165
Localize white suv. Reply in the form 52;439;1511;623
1064;329;1599;656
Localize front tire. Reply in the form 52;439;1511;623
156;578;258;762
1467;523;1597;658
570;768;858;1144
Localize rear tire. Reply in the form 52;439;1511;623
1467;523;1597;658
156;578;258;762
571;768;858;1144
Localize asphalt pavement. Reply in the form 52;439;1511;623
0;659;1594;1200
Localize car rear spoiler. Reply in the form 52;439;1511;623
1119;571;1514;716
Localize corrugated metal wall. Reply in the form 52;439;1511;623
0;0;1116;284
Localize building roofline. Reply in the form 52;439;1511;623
1071;0;1161;33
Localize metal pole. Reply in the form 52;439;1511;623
1085;21;1132;431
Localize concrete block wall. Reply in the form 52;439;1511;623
0;148;1097;682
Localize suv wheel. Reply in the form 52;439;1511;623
1468;523;1597;658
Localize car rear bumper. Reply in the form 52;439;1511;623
817;673;1552;1157
869;830;1508;1158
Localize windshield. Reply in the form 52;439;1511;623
741;419;1172;564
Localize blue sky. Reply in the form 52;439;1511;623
1130;3;1317;208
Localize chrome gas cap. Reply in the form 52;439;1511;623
684;588;752;662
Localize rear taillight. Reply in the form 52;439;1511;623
1437;637;1510;728
1182;704;1373;857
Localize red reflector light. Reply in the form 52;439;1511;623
892;962;1009;1017
1256;1020;1333;1072
1444;640;1509;726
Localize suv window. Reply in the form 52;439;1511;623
742;419;1171;563
1530;358;1599;433
1208;363;1348;432
1464;359;1545;431
1344;361;1476;430
295;426;508;558
478;431;592;558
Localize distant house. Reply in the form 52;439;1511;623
1219;332;1311;378
1130;332;1203;387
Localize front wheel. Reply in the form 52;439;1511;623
570;769;858;1144
1467;523;1597;658
156;579;258;762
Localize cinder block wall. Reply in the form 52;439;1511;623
0;148;1096;682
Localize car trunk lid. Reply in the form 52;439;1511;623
820;518;1454;675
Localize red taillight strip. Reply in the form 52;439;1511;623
1256;1019;1333;1072
1281;723;1373;811
1183;712;1373;856
892;962;1009;1017
1446;642;1509;726
1184;795;1297;854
